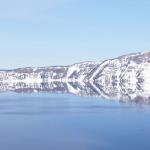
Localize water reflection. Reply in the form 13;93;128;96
0;80;150;105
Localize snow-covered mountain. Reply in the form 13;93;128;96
0;51;150;104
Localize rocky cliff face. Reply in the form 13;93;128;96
0;51;150;104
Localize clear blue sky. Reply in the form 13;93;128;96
0;0;150;69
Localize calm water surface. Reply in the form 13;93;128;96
0;93;150;150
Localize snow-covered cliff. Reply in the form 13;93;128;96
0;51;150;104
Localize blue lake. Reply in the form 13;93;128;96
0;93;150;150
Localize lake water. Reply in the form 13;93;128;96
0;92;150;150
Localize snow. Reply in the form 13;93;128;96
0;51;150;103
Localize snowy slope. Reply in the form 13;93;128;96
0;51;150;104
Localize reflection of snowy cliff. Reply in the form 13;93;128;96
0;51;150;104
